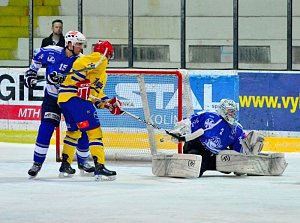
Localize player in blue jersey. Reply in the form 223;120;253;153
169;98;245;177
25;31;94;178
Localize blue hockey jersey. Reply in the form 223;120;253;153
29;45;80;98
189;111;245;154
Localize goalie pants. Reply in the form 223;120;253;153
183;139;216;177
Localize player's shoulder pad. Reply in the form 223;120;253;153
42;45;64;53
196;110;219;120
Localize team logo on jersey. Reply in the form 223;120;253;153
191;117;199;128
204;118;215;128
87;62;95;69
47;55;55;64
203;136;222;150
93;78;103;89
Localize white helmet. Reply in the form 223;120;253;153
65;30;86;47
217;98;238;125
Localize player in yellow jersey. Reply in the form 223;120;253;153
58;40;122;180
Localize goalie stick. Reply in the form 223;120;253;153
89;94;222;142
36;48;108;83
121;110;221;142
121;110;185;141
159;118;222;143
88;94;184;140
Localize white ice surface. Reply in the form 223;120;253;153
0;142;299;223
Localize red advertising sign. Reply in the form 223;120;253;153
0;104;41;120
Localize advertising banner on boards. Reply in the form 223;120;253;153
187;70;239;113
239;71;300;131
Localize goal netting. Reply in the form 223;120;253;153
57;69;194;161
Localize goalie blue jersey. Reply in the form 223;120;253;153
29;45;80;98
189;111;245;154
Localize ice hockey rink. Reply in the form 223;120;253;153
0;142;299;223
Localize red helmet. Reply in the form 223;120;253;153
93;40;114;60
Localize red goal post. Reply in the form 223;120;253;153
56;69;193;161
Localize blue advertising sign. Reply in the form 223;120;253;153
239;72;300;131
188;70;239;113
97;75;179;130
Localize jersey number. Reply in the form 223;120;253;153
59;64;68;72
77;79;91;100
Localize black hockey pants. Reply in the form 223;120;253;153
183;139;216;177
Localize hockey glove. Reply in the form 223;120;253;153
47;71;65;85
24;69;38;89
169;119;191;135
105;97;124;115
169;119;204;143
241;131;264;155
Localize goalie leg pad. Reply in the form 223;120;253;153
152;154;202;178
216;150;288;176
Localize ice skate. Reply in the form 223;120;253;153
58;154;76;178
78;162;95;176
94;163;116;181
59;162;76;178
28;162;42;178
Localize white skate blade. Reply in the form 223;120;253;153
58;172;74;178
94;175;116;181
79;169;94;177
28;175;38;179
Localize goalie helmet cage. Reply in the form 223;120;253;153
56;69;194;161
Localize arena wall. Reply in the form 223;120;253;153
0;68;299;152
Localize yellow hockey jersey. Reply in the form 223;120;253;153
58;52;109;107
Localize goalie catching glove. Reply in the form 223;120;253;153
24;69;37;89
104;97;124;115
46;71;65;85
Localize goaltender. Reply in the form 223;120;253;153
170;98;245;176
168;98;287;177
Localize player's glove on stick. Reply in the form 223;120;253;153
24;69;38;88
105;97;124;115
168;118;204;143
47;71;65;85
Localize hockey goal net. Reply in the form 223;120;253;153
56;69;193;161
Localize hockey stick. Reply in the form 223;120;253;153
158;118;222;143
121;110;186;141
36;48;108;83
89;94;221;142
85;96;184;142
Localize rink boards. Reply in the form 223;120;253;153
0;68;299;152
0;129;299;153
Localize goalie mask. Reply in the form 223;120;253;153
93;40;114;60
65;30;86;47
217;98;238;125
